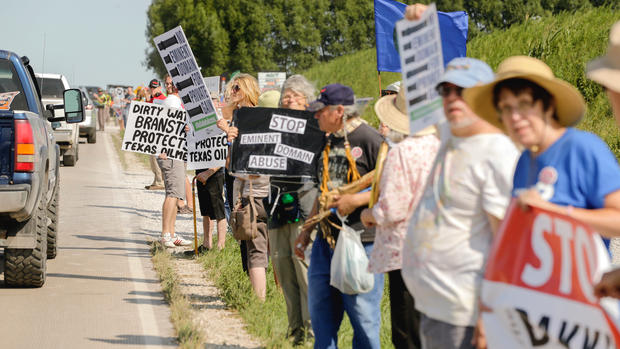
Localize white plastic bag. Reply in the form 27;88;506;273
330;213;374;295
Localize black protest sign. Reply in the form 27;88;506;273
122;101;187;161
230;107;325;177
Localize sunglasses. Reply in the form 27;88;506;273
436;84;463;98
232;85;240;93
381;90;398;97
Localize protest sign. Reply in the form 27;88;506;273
122;101;187;161
230;107;325;177
395;3;445;134
186;130;228;170
203;76;220;98
482;201;620;349
258;72;286;93
153;26;220;136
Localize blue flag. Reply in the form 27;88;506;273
374;0;469;72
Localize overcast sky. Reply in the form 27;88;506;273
4;0;156;88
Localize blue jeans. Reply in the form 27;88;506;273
308;235;384;349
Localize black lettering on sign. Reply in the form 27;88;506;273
401;20;427;37
409;94;427;106
406;64;428;79
168;45;191;63
175;58;198;76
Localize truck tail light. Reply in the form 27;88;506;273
14;119;35;172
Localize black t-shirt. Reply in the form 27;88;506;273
317;122;383;242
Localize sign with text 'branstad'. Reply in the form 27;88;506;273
230;107;325;177
122;101;187;161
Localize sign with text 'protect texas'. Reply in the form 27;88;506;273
230;107;325;177
482;201;620;349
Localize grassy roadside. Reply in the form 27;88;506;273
110;129;152;171
151;243;205;348
198;235;394;348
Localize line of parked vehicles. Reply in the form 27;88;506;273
0;49;106;287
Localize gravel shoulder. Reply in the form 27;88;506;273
115;128;262;348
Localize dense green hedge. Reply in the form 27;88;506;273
300;6;620;157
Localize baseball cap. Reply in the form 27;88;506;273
307;84;355;112
436;57;494;89
149;79;160;89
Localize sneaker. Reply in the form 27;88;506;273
146;184;164;190
173;235;193;246
161;233;175;248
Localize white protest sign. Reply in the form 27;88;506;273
153;26;219;136
122;101;187;161
258;72;286;92
269;114;307;134
186;130;228;170
396;3;445;134
203;76;220;98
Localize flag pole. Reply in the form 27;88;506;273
378;71;382;97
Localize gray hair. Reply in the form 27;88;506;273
329;104;360;118
385;129;407;143
279;75;316;107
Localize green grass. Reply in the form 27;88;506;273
198;235;394;348
300;6;620;158
151;243;205;349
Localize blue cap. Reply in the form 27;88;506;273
437;57;494;88
308;84;355;112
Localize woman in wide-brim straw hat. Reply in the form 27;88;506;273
359;85;439;349
463;55;620;241
587;20;620;128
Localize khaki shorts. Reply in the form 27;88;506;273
157;158;186;200
244;197;269;269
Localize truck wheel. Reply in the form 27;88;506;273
87;130;96;143
4;197;48;287
47;188;59;259
63;153;76;166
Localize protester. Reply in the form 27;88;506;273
463;56;620;239
121;86;135;131
145;79;165;191
400;57;519;349
268;75;317;345
378;81;401;143
588;20;620;300
94;88;110;131
221;74;270;301
587;20;620;128
294;84;385;348
158;75;192;248
360;85;440;349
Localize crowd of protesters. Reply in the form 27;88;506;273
117;5;620;348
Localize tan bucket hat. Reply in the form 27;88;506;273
374;85;436;136
587;20;620;93
462;56;586;130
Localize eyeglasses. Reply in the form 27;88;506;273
232;85;240;93
497;100;536;117
436;84;463;98
380;90;398;97
282;92;306;101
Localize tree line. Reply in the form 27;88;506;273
144;0;616;78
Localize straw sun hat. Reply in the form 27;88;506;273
463;55;586;129
374;83;436;136
587;20;620;93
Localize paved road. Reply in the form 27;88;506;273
0;129;176;348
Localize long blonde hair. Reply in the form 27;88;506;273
225;73;260;108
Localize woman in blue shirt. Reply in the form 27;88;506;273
463;55;620;239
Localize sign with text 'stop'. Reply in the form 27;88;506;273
396;4;445;135
154;26;218;136
230;107;325;177
482;201;620;348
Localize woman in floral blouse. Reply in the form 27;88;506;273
361;85;440;349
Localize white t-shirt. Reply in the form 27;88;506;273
163;94;183;109
401;133;518;327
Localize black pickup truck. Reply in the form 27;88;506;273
0;50;83;287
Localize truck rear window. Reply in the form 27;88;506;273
0;59;28;110
37;77;65;99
